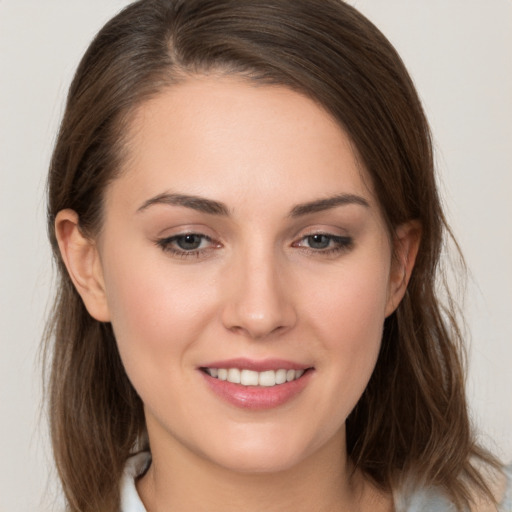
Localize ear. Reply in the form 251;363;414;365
385;220;421;317
55;209;111;322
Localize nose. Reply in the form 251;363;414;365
221;248;297;340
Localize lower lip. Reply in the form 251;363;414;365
200;370;313;410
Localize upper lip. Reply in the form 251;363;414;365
199;358;312;372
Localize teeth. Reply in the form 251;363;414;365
206;367;306;387
227;368;241;384
259;370;275;387
241;369;259;386
275;369;287;385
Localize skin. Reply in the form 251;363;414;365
56;76;420;512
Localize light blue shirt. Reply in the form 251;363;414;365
120;452;512;511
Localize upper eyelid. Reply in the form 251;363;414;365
163;232;212;240
290;221;351;236
159;233;216;246
293;233;352;245
155;222;217;237
155;234;219;259
292;227;350;241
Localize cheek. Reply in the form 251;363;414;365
301;255;390;408
306;255;390;343
101;248;218;377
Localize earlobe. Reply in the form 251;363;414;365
385;220;422;317
55;209;111;322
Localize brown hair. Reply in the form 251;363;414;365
45;1;500;510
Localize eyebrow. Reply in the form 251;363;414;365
289;193;370;217
137;193;230;216
136;192;370;217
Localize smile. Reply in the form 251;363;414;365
203;368;305;387
200;362;313;409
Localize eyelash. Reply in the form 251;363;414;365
293;233;354;255
155;232;353;259
156;233;218;259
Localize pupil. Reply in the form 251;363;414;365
178;234;201;250
308;235;330;249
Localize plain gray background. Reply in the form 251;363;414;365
1;1;511;510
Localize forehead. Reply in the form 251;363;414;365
109;76;377;215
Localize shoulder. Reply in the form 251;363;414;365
394;464;512;512
485;463;512;512
394;486;457;512
468;463;512;512
120;452;151;512
500;464;512;510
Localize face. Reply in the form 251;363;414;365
69;77;412;474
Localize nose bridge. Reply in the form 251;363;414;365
221;240;296;339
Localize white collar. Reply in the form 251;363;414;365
120;452;151;512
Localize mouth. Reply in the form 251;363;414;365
199;361;314;409
200;367;307;387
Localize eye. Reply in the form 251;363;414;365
306;234;335;249
293;233;353;255
173;234;207;251
155;233;219;258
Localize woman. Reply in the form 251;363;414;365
44;0;510;510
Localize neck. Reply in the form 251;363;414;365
137;428;372;512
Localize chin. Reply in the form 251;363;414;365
195;426;329;475
210;447;308;475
